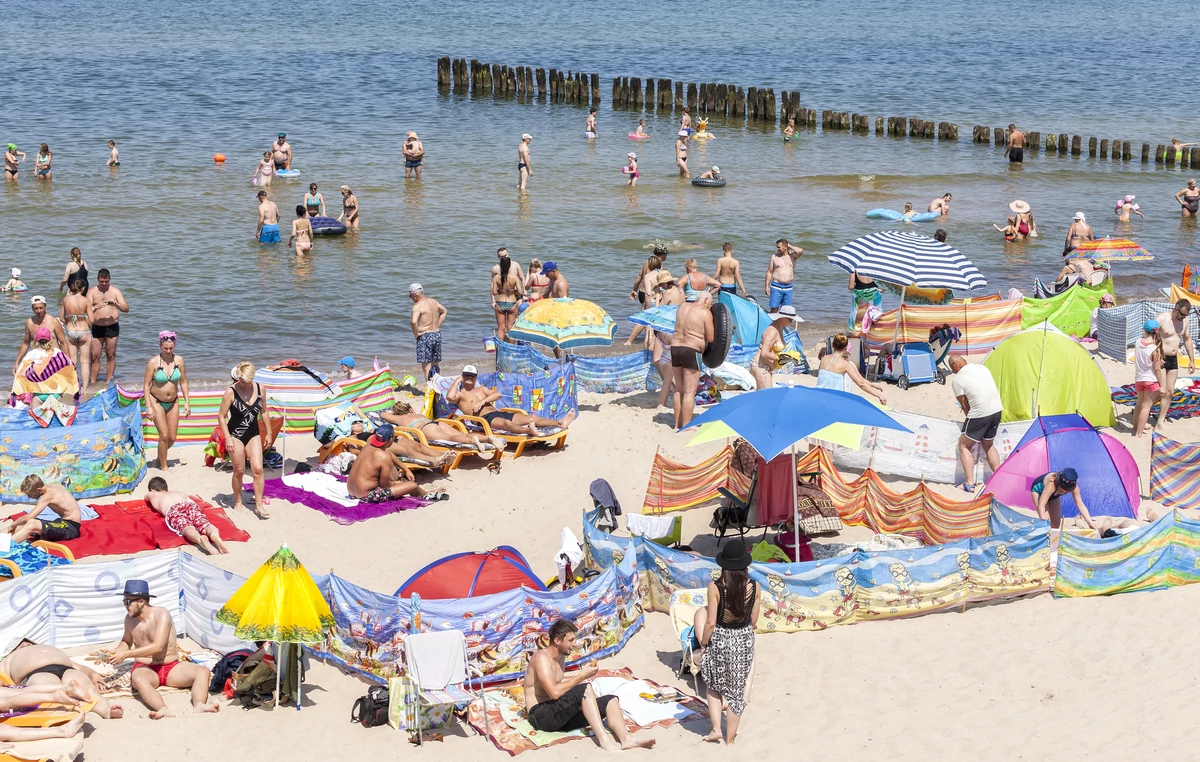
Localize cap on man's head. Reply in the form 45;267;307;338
1059;467;1078;486
339;356;355;368
370;424;395;446
1074;212;1086;221
542;261;558;273
30;295;45;306
409;283;423;294
278;132;286;138
34;327;50;342
712;166;720;173
522;133;533;140
462;365;478;376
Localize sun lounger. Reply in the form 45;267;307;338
443;409;568;458
316;436;437;474
395;426;502;474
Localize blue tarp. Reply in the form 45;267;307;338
435;362;578;420
719;291;773;346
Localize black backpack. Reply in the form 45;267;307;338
351;685;389;728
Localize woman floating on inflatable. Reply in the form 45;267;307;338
866;202;940;223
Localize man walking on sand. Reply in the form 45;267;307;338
88;268;129;386
672;292;714;429
410;283;446;381
948;356;1004;492
1005;124;1025;164
518;134;533;190
106;580;219;719
1155;299;1196;426
764;239;803;310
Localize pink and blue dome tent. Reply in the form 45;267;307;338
983;413;1139;519
394;546;547;600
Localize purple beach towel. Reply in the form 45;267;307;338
258;477;429;525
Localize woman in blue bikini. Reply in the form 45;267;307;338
142;330;190;470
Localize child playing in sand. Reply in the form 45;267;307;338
145;477;228;554
2;268;26;291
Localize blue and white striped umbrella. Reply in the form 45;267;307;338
627;305;678;334
828;230;987;291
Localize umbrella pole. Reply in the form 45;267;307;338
792;446;800;563
891;286;907;347
273;641;281;711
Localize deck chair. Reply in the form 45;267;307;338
669;588;708;692
396;425;501;474
402;630;487;745
444;410;568;458
316;436;436;474
714;469;758;545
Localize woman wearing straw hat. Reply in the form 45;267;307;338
1009;200;1037;240
698;539;760;745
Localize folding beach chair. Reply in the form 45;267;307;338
669;588;708;693
395;426;501;474
714;469;758;545
400;630;487;745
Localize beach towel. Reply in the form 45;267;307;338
4;498;248;559
1111;384;1200;421
0;543;72;578
626;513;676;539
282;471;358;507
0;735;83;762
259;477;428;525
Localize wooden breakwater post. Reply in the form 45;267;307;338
437;56;451;88
686;83;697;112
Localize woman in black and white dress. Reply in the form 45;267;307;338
699;539;760;745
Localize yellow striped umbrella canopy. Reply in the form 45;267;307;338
215;545;333;643
510;298;617;349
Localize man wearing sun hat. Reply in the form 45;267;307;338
13;295;65;375
403;131;424;180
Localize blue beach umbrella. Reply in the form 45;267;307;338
627;305;678;334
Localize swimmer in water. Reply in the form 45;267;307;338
4;268;26;292
993;216;1018;242
106;140;119;167
4;144;25;181
585;108;598;139
403;131;424;180
900;202;917;221
34;144;52;180
928;193;951;215
697;166;721;181
338;185;359;229
783;117;796;142
304;183;325;217
624;152;639;186
1171;137;1197;162
253;150;274;187
634;119;648;138
680;108;692;135
1115;195;1144;223
288;205;314;256
518;133;533;190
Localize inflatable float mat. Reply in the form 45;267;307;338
865;208;940;222
310;216;347;236
275;168;301;178
627;133;650;140
692;177;727;188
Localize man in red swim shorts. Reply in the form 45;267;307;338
145;476;228;555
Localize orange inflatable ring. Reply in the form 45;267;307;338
213;153;226;163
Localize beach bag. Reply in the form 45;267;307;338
352;685;390;728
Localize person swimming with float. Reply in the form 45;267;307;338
3;268;26;292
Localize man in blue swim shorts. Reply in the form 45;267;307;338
764;238;803;310
255;190;280;243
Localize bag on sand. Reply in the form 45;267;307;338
352;685;390;728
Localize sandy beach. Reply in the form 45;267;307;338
23;348;1187;762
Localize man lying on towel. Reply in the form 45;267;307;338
0;640;122;719
381;401;505;452
145;477;229;555
346;425;448;503
447;365;575;437
0;475;82;544
524;618;655;751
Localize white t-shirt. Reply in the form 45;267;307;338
951;363;1003;419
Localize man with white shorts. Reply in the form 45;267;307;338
949;355;1003;493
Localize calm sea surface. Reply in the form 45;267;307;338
2;0;1197;382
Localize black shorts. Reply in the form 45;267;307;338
670;346;700;370
1164;354;1179;372
528;684;616;733
1009;147;1023;163
961;411;1002;443
483;410;515;426
36;518;81;542
92;322;120;340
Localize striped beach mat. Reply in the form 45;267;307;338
116;367;396;444
1150;433;1200;509
862;298;1022;356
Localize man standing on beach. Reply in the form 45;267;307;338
14;296;65;373
714;243;746;296
1005;124;1025;164
410;283;446;382
255;191;280;243
764;239;803;310
671;292;713;429
948;356;1003;492
271;133;292;171
88;268;129;386
403;132;424;180
518;134;533;190
1155;299;1196;426
544;262;569;297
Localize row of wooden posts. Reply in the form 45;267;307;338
437;57;1200;167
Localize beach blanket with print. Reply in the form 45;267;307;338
1111;384;1200;421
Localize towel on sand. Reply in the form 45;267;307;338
260;477;428;525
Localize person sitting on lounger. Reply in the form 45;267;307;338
1;475;82;544
381;401;504;452
447;365;576;437
0;639;122;719
145;477;228;555
346;425;447;503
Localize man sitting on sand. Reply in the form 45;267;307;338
346;424;448;503
105;579;219;719
671;292;714;429
1;639;122;719
523;618;654;752
340;419;455;469
145;477;228;555
1;475;82;543
381;401;504;452
447;365;576;437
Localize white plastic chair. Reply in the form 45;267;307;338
405;629;488;744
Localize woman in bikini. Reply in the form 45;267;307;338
59;247;88;294
218;362;271;518
524;259;550;304
142;331;190;470
492;254;524;342
60;280;93;399
288;205;314;256
4;144;25;181
676;259;718;298
34;144;51;180
304;183;325;217
338;185;359;229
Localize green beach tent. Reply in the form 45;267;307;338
983;328;1116;426
1021;280;1114;337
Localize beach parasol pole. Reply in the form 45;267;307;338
791;445;800;564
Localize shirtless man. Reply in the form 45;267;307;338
671;292;714;429
585;108;598;139
1175;179;1200;217
928;193;952;215
448;366;575;436
518;133;533;190
145;476;227;555
403;131;424;180
764;238;803;310
1005;124;1025;164
523;618;654;752
713;243;746;296
271;133;292;171
1;475;82;544
88;269;130;386
492;248;526;291
106;579;219;718
410;283;447;381
675;131;690;178
544;262;569;297
106;140;120;168
256;190;281;243
492;250;524;343
13;296;65;374
1155;299;1196;426
1;640;123;719
381;401;502;452
345;425;443;502
750;306;802;390
1063;212;1093;254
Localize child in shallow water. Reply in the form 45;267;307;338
3;268;26;291
623;152;639;186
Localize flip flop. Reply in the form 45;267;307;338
426;491;450;501
487;461;502;475
955;482;975;494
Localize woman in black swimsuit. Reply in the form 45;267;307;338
218;362;271;517
59;247;88;294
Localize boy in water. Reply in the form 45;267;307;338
106;140;120;167
783;117;796;142
145;477;228;555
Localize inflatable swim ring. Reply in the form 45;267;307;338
865;208;941;223
627;132;650;140
702;302;732;368
275;168;301;178
691;131;716;140
692;177;726;188
310;216;347;236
